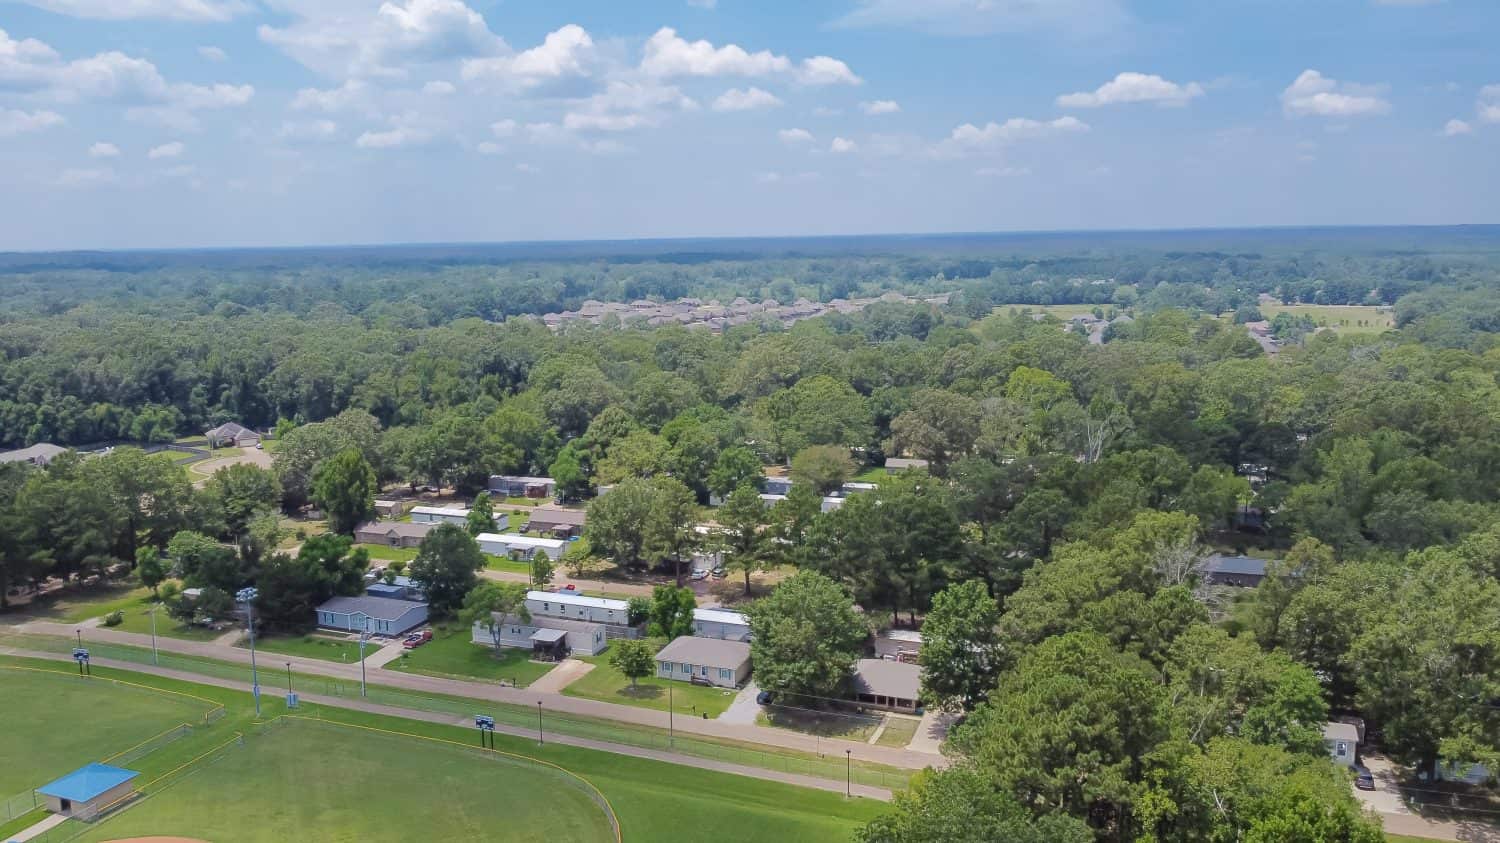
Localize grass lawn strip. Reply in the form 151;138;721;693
0;656;885;843
566;642;738;718
874;716;920;748
383;625;555;687
240;633;378;663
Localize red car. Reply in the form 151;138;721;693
402;630;432;649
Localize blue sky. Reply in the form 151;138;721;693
0;0;1496;250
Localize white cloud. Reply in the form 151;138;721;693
937;115;1089;156
1280;70;1391;118
261;0;506;79
476;140;503;154
423;80;456;95
563;112;650;131
55;166;116;187
832;0;1128;38
1443;119;1472;136
830;136;856;153
88;141;119;158
860;99;900;115
712;87;782;112
148;141;184;159
516;162;539;174
560;80;697;133
1479;85;1500;123
756;170;819;184
490;119;517;137
0;108;63;137
356;126;430;148
1057;72;1204;108
198;46;228;62
778;127;814;144
16;0;248;22
461;24;595;92
0;29;251;133
976;166;1031;177
640;27;859;86
291;81;369;113
277;119;338;141
687;0;717;7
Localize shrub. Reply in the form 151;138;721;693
103;610;124;627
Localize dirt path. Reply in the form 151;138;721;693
189;446;271;487
527;657;594;693
13;621;944;768
0;646;894;801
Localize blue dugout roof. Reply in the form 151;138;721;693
37;763;139;802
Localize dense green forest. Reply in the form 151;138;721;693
4;227;1500;839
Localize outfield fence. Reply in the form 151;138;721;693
0;787;39;823
0;633;915;790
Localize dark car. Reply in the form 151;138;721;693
1354;764;1375;791
755;690;773;705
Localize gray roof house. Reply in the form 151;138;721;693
655;636;751;688
1200;554;1271;588
205;422;260;447
0;442;66;466
315;595;428;636
884;458;929;473
523;505;587;537
1322;721;1359;768
851;658;922;713
353;520;436;549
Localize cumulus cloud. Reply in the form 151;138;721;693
261;0;506;79
423;80;456;95
712;87;782;112
778;127;814;143
490;119;517;137
1443;119;1472;136
461;24;596;93
831;0;1129;38
277;119;338;141
148;141;184;159
1479;85;1500;123
0;108;63;137
516;162;540;174
937;115;1088;156
0;29;252;132
356;126;430;148
1280;70;1391;118
560;80;697;133
640;28;860;86
291;81;369;113
1057;72;1204;108
88;141;120;157
55;167;116;187
16;0;248;21
830;136;856;153
860;99;900;115
476;140;504;154
198;46;228;62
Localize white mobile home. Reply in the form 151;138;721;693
692;607;751;642
315;595;428;636
476;533;567;561
409;506;472;526
488;475;557;499
527;590;631;625
473;613;608;657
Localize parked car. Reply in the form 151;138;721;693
710;566;726;579
1354;764;1375;791
691;568;709;581
755;690;773;705
403;630;432;649
562;583;577;591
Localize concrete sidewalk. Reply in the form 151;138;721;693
14;620;944;769
0;646;895;801
527;657;593;693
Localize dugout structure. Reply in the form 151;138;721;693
36;763;140;821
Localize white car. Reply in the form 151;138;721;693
690;568;709;581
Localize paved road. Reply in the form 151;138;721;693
0;646;894;802
1354;753;1500;841
15;620;943;770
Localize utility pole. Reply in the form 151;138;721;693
668;682;674;748
537;701;544;746
846;749;852;798
359;620;369;697
236;587;260;717
149;602;159;666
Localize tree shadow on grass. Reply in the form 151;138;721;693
615;684;666;702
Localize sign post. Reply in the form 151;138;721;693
72;648;90;676
475;715;496;749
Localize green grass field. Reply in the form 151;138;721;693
875;716;919;748
241;633;378;663
357;542;534;576
74;719;616;843
566;643;739;718
0;657;885;842
384;626;556;687
1258;303;1394;334
0;668;213;796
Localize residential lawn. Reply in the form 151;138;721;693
240;633;378;663
4;581;151;624
851;465;887;483
757;708;881;743
486;555;535;576
384;625;556;687
279;518;329;549
1;657;884;843
1256;303;1395;334
74;718;615;843
875;715;920;748
565;642;739;718
0;666;214;796
110;600;223;642
355;543;419;562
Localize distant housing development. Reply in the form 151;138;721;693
532;292;952;333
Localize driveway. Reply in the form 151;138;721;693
907;708;956;755
189;445;272;487
1354;753;1500;842
527;657;593;693
718;681;763;725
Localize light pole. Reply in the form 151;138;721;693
358;619;369;698
149;602;160;666
845;749;852;798
285;662;293;695
537;701;544;746
668;682;674;748
235;587;260;717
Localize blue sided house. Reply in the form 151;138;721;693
38;762;140;820
315;594;429;636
